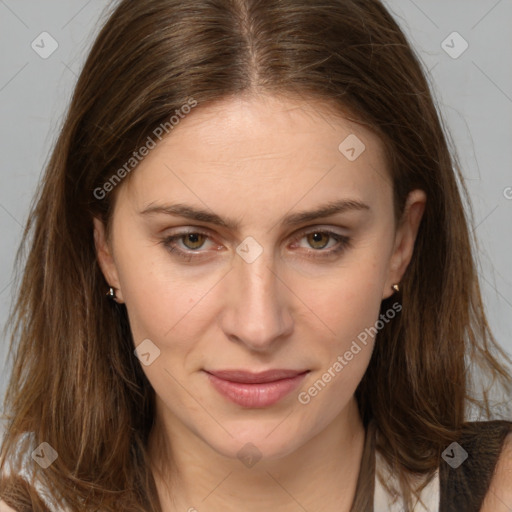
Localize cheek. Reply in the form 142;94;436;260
115;238;226;363
303;255;388;342
119;265;204;346
295;264;387;415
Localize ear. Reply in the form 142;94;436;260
93;217;124;303
382;189;427;300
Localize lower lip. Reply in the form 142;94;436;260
206;372;308;408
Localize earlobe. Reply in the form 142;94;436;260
382;189;427;300
93;217;124;303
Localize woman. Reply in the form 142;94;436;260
1;0;511;510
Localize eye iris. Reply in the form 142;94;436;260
307;232;329;249
183;233;205;250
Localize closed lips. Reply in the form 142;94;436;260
205;369;310;384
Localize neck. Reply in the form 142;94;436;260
149;396;366;512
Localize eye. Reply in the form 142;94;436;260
176;232;207;250
160;228;352;262
305;232;333;250
160;230;218;261
291;229;352;259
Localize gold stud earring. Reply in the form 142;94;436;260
106;286;120;303
392;283;400;293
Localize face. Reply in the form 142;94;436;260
94;93;425;462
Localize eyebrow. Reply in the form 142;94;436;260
139;199;370;230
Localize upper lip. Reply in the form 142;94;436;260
205;369;309;384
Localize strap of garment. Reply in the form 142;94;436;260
350;418;376;512
439;420;512;512
350;418;440;512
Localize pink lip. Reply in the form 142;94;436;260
204;369;309;408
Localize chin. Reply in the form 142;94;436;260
210;435;300;464
198;416;313;464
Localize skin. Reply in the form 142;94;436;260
480;433;512;511
93;92;427;512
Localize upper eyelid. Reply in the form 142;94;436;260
166;223;348;237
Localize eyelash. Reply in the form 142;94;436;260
160;228;352;262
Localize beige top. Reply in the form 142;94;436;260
374;449;440;511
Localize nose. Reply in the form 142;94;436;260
219;249;294;352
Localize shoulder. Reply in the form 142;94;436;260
480;431;512;512
0;500;17;512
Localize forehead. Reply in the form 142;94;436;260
118;93;391;217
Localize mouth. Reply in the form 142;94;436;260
203;369;310;408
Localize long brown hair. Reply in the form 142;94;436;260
1;0;511;510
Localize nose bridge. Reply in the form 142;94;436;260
240;253;277;308
221;242;292;349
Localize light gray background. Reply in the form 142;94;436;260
0;1;511;412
